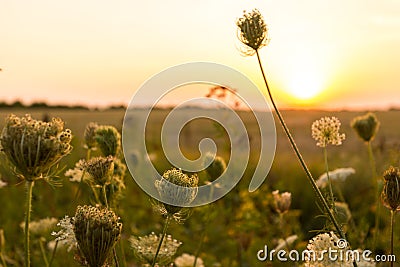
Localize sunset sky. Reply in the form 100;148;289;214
1;0;399;110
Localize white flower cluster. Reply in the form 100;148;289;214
316;168;355;188
311;117;345;148
174;253;204;267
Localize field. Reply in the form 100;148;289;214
0;107;399;266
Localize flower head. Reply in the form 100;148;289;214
272;190;291;214
95;125;121;157
311;117;345;148
21;217;58;237
316;168;355;188
73;205;122;267
174;253;204;267
130;232;182;265
305;231;351;266
236;9;269;55
51;215;77;252
203;153;227;181
80;156;114;186
0;114;72;181
155;168;198;216
381;166;400;212
84;122;99;150
351;112;380;142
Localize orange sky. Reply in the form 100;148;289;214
0;0;399;110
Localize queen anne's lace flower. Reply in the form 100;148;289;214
130;232;182;265
311;117;345;148
21;217;57;237
174;253;204;267
382;166;400;211
316;168;355;188
51;216;77;252
272;190;292;214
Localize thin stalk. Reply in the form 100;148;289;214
101;185;120;267
193;184;216;267
39;238;49;267
323;147;336;211
24;180;34;267
255;51;342;237
151;216;171;267
369;141;381;250
48;240;58;267
390;210;395;267
255;51;357;266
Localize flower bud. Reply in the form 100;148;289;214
272;190;291;214
351;112;380;142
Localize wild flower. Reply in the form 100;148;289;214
20;217;58;237
311;117;345;148
274;235;298;251
130;232;182;265
272;190;291;214
0;114;72;181
305;231;351;266
80;156;114;186
155;168;198;217
94;125;121;157
203;153;227;181
174;253;204;267
235;9;348;244
351;113;380;142
51;215;77;252
73;205;122;267
64;161;90;183
84;122;99;150
381;166;400;212
236;9;269;56
316;168;355;188
0;178;6;188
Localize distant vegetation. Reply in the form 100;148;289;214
0;100;126;110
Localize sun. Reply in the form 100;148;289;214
287;71;324;100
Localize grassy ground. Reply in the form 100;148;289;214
0;107;399;266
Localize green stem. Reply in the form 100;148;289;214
324;147;336;211
24;180;34;267
390;210;395;267
151;216;171;267
39;238;49;267
254;51;357;266
0;252;7;267
369;141;381;250
48;240;58;267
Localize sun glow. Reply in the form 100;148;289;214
282;52;327;103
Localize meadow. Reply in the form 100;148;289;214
0;107;399;266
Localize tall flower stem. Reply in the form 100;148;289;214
24;180;34;267
151;216;171;267
369;141;381;250
255;50;347;244
48;240;58;267
390;210;395;267
323;147;336;211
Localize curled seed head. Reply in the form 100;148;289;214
236;9;269;56
382;166;400;212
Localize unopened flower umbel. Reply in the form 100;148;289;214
95;125;121;157
0;114;72;181
351;112;380;142
236;9;269;55
80;156;114;186
155;168;198;216
73;205;122;267
272;190;292;214
311;117;345;148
